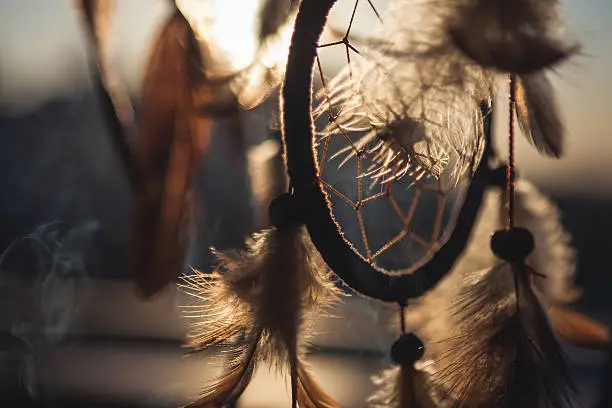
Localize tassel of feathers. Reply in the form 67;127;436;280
429;262;576;408
393;177;581;407
180;224;342;407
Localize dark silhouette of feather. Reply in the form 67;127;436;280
432;263;576;407
133;10;213;298
446;0;578;74
515;74;564;157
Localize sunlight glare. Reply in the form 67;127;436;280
176;0;261;77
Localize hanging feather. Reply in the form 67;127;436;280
515;74;564;157
180;197;342;407
133;9;213;298
392;176;583;406
429;261;576;408
445;0;579;74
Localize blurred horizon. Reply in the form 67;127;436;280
1;0;611;196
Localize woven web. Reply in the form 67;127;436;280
311;0;477;273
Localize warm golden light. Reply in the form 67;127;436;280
176;0;265;77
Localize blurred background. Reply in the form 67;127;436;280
0;0;611;407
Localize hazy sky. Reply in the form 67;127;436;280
0;0;611;196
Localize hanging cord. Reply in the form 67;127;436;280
399;301;407;334
507;74;517;229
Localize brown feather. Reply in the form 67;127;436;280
515;74;564;157
133;10;213;298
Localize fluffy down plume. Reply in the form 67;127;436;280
445;0;579;73
313;0;495;186
180;226;342;407
516;73;564;158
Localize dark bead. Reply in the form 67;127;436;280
268;193;302;228
490;227;535;263
390;333;425;365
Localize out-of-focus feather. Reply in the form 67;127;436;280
181;226;342;407
73;0;139;189
258;0;297;41
516;74;564;157
446;0;578;73
514;180;579;303
548;307;611;351
133;11;213;298
430;263;575;408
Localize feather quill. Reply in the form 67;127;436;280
515;74;564;158
180;226;342;407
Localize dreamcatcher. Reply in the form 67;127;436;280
177;0;594;406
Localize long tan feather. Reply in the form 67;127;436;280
516;73;564;157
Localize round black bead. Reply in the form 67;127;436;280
490;227;535;263
390;333;425;365
268;193;302;228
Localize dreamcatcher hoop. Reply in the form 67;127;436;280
281;0;492;302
